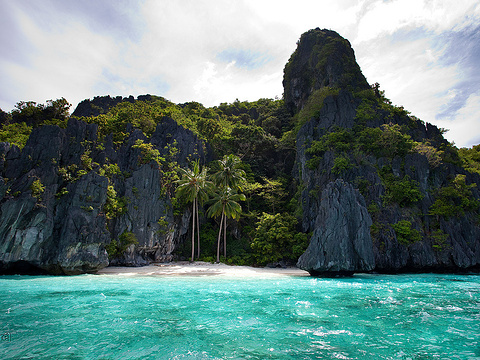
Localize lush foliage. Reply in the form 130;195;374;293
414;141;443;168
305;122;417;172
103;185;128;220
429;175;479;218
79;97;195;142
379;167;423;207
331;155;352;175
295;87;339;128
250;213;309;266
0;99;70;149
430;229;450;252
105;231;139;259
391;220;422;246
458;145;480;174
0;122;33;149
10;98;71;128
30;178;45;201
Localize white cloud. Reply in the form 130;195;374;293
244;0;363;35
0;0;479;147
356;0;426;42
355;35;460;124
436;91;480;148
355;0;479;42
192;60;282;106
128;0;290;104
0;3;118;110
352;0;480;147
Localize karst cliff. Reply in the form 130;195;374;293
0;28;479;275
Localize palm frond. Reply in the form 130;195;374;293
212;154;246;191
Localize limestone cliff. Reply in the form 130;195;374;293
297;179;375;275
290;29;480;275
0;116;209;274
283;28;370;115
1;28;479;275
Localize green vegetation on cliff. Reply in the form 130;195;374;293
1;28;479;272
1;83;479;267
0;94;300;265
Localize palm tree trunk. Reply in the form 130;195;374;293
216;212;224;263
223;213;227;258
191;199;196;262
196;198;200;259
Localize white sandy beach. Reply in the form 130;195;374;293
97;261;309;278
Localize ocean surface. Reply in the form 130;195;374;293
1;272;479;359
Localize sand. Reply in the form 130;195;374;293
96;261;309;278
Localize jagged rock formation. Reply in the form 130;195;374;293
0;117;209;274
297;179;375;275
1;27;479;276
290;29;480;275
283;28;370;115
0;123;110;274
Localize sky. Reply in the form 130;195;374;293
1;0;479;148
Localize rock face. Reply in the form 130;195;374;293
0;116;209;274
1;28;479;276
0;125;110;274
297;180;375;275
291;29;480;275
283;28;369;115
111;162;180;266
51;172;111;274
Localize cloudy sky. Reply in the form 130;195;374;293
1;0;479;147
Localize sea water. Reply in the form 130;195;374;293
0;273;479;359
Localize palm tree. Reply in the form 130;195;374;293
175;160;213;261
208;154;246;262
212;154;246;191
207;187;246;263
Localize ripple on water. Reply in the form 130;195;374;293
0;273;479;359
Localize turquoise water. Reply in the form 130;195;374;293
1;273;479;359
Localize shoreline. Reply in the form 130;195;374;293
96;261;310;278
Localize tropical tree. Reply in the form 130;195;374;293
250;212;309;266
212;154;246;191
207;187;246;262
258;177;287;213
208;154;247;262
175;160;213;261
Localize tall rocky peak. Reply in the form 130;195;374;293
283;28;369;115
291;30;480;275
